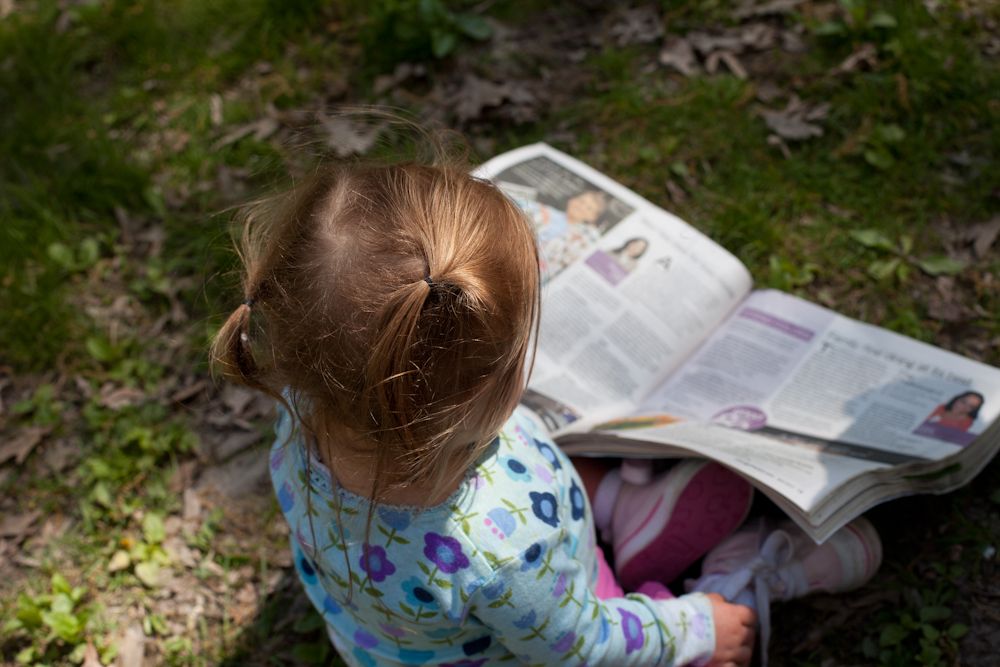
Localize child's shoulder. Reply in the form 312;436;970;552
450;408;581;567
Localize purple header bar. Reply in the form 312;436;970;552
739;307;815;342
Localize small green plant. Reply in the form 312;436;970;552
766;254;819;292
862;123;907;171
813;0;899;42
11;384;64;428
46;237;103;274
3;573;114;666
861;588;968;666
848;229;966;282
79;403;196;526
356;0;493;69
108;512;172;588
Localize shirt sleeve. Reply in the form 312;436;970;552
467;531;717;666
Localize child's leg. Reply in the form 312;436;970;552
611;460;753;591
593;546;673;601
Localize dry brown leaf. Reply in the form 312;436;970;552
608;6;664;46
837;43;878;73
739;23;778;50
0;425;50;466
212;116;279;150
688;31;743;56
451;75;523;122
117;624;145;667
760;96;829;141
99;384;146;410
170;379;207;404
220;384;256;416
82;643;105;667
658;37;698;76
969;216;1000;258
706;51;748;79
0;510;41;539
318;115;383;157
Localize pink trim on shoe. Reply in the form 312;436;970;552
613;460;753;590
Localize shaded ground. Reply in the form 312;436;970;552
2;1;999;665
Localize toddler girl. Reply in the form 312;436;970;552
211;156;758;665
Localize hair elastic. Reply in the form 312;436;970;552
423;276;433;286
243;297;255;308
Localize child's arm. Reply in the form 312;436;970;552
468;534;750;666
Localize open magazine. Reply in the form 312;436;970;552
477;143;1000;543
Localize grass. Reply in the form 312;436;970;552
1;0;998;665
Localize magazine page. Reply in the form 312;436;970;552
477;144;753;433
636;289;1000;464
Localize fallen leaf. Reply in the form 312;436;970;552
135;561;162;588
968;216;1000;259
99;384;146;410
706;51;748;79
317;114;382;157
738;23;778;50
220;384;256;416
82;643;105;667
688;31;743;56
183;488;202;522
608;6;663;46
170;379;207;404
451;75;524;122
837;42;878;73
373;62;427;96
108;550;131;573
117;624;145;667
212;116;279;150
209;94;223;127
0;425;50;465
0;510;41;539
759;95;829;141
767;134;792;158
658;37;698;76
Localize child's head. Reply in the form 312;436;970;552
211;157;539;498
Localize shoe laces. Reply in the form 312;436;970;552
691;528;809;667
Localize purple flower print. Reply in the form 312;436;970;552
551;631;577;653
379;623;407;639
423;533;470;574
691;611;708;640
618;607;645;654
360;543;396;583
529;491;560;527
269;446;286;470
354;629;379;649
552;573;568;598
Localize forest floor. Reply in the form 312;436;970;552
2;1;999;665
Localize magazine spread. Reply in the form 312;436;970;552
478;143;1000;543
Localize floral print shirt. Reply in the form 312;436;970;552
270;406;717;666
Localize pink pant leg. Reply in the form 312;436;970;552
594;546;674;600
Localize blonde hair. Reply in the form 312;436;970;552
210;156;540;504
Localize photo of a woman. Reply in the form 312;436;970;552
924;391;984;432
